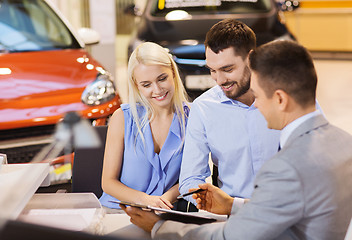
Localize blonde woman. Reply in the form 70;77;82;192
99;42;190;211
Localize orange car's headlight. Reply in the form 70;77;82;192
81;73;117;106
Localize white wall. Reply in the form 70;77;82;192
48;0;116;80
89;0;116;80
47;0;83;29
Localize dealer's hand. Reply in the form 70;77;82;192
121;204;162;233
193;183;234;215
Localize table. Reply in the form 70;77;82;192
102;209;227;239
19;192;227;239
17;192;150;238
102;213;151;239
18;193;104;233
0;163;50;220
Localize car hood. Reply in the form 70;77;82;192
0;49;101;128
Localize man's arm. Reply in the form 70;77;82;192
179;102;212;202
155;221;226;240
124;156;304;240
155;157;304;239
220;157;304;239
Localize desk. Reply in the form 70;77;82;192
102;209;227;239
18;192;150;238
102;213;151;239
0;163;50;220
102;211;227;239
19;192;226;239
19;193;104;233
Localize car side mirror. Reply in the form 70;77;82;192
277;0;300;12
77;28;100;46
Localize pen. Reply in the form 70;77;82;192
177;188;205;199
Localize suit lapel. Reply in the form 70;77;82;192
285;114;328;147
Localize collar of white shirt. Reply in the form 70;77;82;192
280;110;321;149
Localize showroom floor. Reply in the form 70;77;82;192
115;35;352;135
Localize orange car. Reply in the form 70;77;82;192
0;0;121;168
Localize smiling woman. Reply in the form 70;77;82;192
134;64;175;109
99;42;190;212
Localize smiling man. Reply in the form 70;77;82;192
178;19;280;208
123;40;352;240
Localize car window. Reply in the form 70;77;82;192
150;0;272;17
0;0;80;52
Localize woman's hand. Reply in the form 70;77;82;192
192;183;234;215
142;195;174;209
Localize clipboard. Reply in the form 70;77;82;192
109;200;217;224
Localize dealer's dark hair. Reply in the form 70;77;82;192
249;40;317;107
205;18;256;59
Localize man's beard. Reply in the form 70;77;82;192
224;66;251;100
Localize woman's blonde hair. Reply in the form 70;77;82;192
127;42;190;147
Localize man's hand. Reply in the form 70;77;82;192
192;183;234;215
121;205;162;232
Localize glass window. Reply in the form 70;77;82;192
0;0;80;52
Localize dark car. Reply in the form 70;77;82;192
128;0;296;99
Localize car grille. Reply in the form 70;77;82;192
0;125;56;163
0;125;56;142
0;117;107;164
1;143;50;164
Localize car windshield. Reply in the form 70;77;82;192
150;0;272;17
0;0;80;53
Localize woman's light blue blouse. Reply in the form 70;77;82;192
99;103;188;208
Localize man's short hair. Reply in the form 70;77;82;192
205;19;256;59
249;40;317;107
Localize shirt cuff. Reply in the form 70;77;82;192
231;197;245;214
151;220;165;238
234;197;245;208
